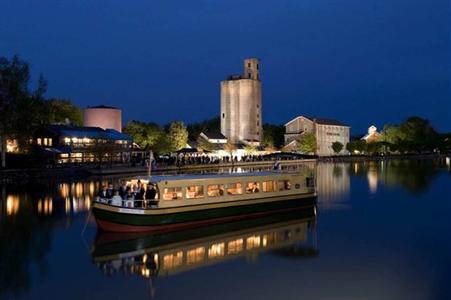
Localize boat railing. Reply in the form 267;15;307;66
95;197;159;209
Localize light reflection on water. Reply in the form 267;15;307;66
0;159;449;300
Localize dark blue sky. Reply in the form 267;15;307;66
1;0;449;133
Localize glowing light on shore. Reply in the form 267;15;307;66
6;195;19;216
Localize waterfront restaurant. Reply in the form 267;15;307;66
32;124;133;164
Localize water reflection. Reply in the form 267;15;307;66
0;178;115;300
316;163;350;206
0;159;447;299
349;159;443;194
91;207;317;289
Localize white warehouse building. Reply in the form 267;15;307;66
284;116;350;156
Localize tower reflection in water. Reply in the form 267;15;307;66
91;206;318;285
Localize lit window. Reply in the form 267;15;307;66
276;180;291;191
162;251;183;270
208;243;225;258
246;236;261;249
207;184;224;197
187;247;205;265
48;138;52;146
185;185;204;199
163;187;183;200
37;138;42;145
228;239;243;254
262;181;274;192
245;182;260;193
226;183;242;195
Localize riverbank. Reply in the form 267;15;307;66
317;153;448;162
1;153;448;183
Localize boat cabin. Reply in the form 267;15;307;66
98;172;316;209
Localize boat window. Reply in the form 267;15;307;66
277;180;291;191
162;251;183;270
262;181;274;192
226;183;243;195
207;184;224;197
163;187;183;200
245;182;260;193
228;239;244;254
186;185;204;199
187;247;205;265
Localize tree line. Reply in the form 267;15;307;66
0;56;82;167
346;117;450;155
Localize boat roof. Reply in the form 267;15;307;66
132;171;297;183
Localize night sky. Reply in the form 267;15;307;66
1;0;449;133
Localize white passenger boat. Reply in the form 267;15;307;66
92;171;317;233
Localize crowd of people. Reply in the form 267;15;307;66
157;153;302;167
97;180;157;208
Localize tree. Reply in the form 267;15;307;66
186;117;220;140
346;140;367;154
46;99;82;125
262;124;285;149
168;121;188;152
297;133;317;154
123;121;164;150
331;141;344;154
354;140;368;154
244;144;257;155
381;117;439;153
0;56;48;167
152;134;172;154
346;142;356;153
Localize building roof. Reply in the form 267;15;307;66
285;115;349;127
201;131;227;140
48;125;132;141
86;105;119;109
304;116;348;126
134;171;293;182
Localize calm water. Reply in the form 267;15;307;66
1;160;450;300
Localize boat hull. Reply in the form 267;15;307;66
92;195;317;233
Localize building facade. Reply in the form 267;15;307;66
32;125;132;164
361;125;381;143
284;116;350;156
220;58;262;144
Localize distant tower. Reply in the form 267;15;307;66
220;58;262;144
83;105;122;132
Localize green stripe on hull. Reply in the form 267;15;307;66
93;197;317;227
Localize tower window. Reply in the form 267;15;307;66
222;113;225;118
256;64;259;70
248;73;251;78
248;62;251;68
257;122;259;126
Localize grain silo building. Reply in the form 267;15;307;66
220;58;262;144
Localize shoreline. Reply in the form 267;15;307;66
0;153;448;183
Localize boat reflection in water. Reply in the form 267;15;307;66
91;206;318;281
